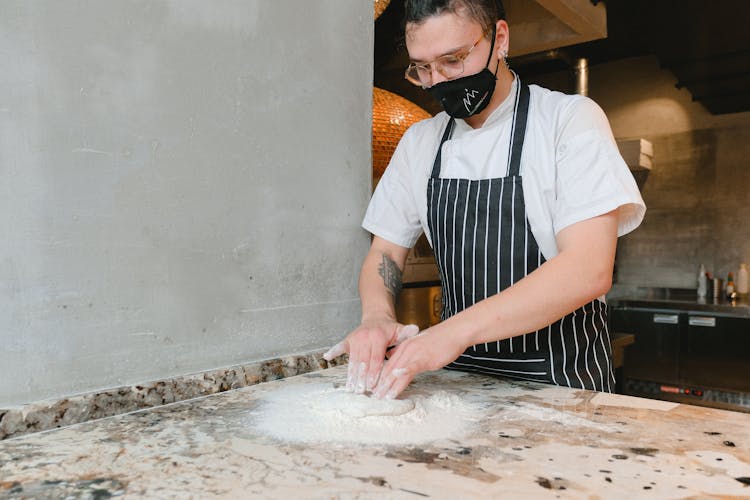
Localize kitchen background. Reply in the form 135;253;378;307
373;0;750;413
375;0;750;291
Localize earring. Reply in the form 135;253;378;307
500;49;509;68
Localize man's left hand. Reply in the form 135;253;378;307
371;328;465;399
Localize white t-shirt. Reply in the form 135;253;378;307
363;77;646;260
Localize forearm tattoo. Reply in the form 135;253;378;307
378;253;403;302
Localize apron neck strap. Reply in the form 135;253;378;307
507;81;530;177
430;117;456;179
429;75;531;179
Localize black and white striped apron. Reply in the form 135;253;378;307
426;81;615;392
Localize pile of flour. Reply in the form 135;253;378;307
251;382;482;445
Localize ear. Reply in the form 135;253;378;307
495;19;510;57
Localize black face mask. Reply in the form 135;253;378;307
428;28;498;119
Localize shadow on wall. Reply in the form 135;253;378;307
631;170;649;191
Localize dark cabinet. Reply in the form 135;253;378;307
610;306;750;411
610;309;681;384
684;314;750;392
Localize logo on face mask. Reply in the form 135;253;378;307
463;89;480;113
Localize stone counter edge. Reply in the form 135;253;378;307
0;350;346;441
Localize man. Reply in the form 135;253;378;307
325;0;645;400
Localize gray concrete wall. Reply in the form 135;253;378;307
0;1;373;406
533;56;750;289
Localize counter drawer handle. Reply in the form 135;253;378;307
653;314;679;324
688;316;716;327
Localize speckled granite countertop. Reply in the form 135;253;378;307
1;366;749;498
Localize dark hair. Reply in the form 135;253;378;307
403;0;506;35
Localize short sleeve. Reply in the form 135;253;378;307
362;128;424;249
552;98;646;237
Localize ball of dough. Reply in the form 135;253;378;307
319;389;416;418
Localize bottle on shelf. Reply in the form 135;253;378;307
737;263;749;295
697;263;707;298
726;272;735;299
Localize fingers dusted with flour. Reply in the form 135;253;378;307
348;323;390;394
323;341;347;363
322;322;423;394
373;366;413;400
357;323;421;393
373;325;469;400
395;324;420;344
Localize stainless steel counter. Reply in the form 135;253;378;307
608;287;750;318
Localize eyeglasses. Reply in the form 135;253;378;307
404;32;486;87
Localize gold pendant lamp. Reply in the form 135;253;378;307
372;88;432;183
374;0;391;20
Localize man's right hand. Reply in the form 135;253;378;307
323;321;420;394
325;236;414;394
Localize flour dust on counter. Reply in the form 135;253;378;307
250;381;485;445
2;366;750;498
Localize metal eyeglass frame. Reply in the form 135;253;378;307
404;31;487;87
